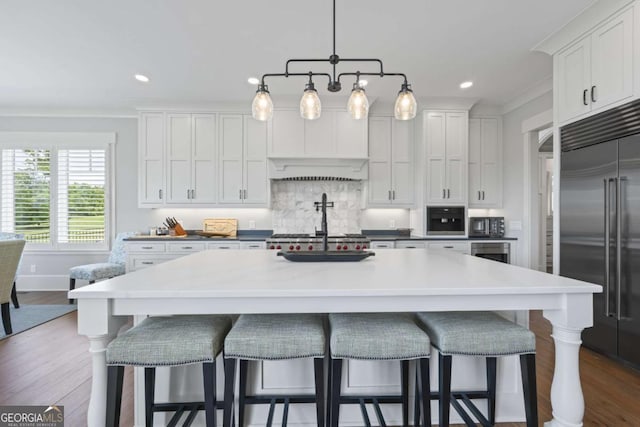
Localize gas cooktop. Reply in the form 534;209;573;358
266;233;370;252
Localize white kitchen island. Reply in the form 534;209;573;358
70;248;601;427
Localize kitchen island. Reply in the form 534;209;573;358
70;248;600;427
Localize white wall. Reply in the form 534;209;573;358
499;91;553;266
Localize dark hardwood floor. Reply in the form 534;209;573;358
1;292;639;426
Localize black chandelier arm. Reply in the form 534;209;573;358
284;58;386;76
337;71;408;85
285;59;331;75
260;72;333;86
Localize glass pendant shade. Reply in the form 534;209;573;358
347;87;369;120
252;86;273;121
300;86;321;120
394;85;417;120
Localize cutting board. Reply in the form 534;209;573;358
203;218;238;237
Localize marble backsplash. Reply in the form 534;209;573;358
271;180;363;234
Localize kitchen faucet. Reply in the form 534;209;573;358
314;193;334;251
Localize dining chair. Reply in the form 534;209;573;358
0;232;24;309
1;240;26;335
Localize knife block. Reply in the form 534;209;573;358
173;223;187;236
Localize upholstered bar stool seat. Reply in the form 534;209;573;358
415;312;537;427
106;315;232;427
329;313;433;427
223;314;326;427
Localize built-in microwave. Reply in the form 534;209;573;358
469;217;505;238
426;206;465;236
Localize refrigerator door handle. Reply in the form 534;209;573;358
604;178;611;317
615;177;622;321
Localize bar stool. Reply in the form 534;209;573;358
415;311;537;427
223;314;326;427
328;313;433;427
105;315;232;427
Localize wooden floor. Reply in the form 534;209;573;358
1;292;639;426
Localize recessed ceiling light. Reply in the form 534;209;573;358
135;74;150;83
248;77;260;85
460;81;473;89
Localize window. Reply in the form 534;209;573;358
0;132;114;250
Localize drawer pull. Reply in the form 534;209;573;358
141;246;153;249
443;246;454;249
181;246;193;250
141;261;154;265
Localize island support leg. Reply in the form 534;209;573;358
543;293;593;427
87;334;115;427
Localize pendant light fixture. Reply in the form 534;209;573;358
251;0;417;121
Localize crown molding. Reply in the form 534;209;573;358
0;108;136;118
500;77;553;116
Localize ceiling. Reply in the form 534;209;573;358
0;0;597;112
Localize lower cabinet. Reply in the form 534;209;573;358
369;241;396;249
427;241;470;254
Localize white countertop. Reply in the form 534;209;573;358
70;248;600;300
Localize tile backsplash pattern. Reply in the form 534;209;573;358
271;180;363;234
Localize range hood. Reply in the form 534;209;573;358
268;157;368;180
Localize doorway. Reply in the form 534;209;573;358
538;129;553;273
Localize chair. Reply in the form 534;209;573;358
415;311;537;427
0;232;24;309
328;313;432;427
106;315;232;427
69;232;135;304
1;240;26;335
223;313;326;427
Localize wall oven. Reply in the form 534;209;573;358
426;206;465;236
470;242;510;264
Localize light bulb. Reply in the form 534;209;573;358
300;83;321;120
252;85;273;121
394;83;417;120
347;85;369;120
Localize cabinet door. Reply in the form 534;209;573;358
591;8;634;112
368;117;392;205
479;118;501;207
244;116;269;205
336;111;368;158
468;118;483;205
557;36;592;123
219;115;244;204
391;119;414;205
445;112;467;203
304;111;335;156
191;114;217;204
425;112;447;203
269;110;304;156
166;114;192;203
138;113;165;205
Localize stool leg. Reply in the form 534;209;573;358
330;358;343;427
401;360;410;427
11;282;19;308
69;278;75;304
419;358;431;427
144;367;155;427
438;353;452;427
486;357;497;425
1;302;11;335
106;366;124;427
520;353;538;427
414;369;421;427
224;358;237;427
203;361;217;427
313;358;325;427
238;360;248;427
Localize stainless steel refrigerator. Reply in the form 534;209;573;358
560;132;640;366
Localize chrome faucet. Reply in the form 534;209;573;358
314;193;334;251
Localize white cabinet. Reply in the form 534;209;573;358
138;112;165;206
395;240;426;249
368;117;414;207
469;117;502;208
424;111;468;205
268;109;367;158
219;114;269;205
166;114;217;204
369;241;396;249
556;7;634;124
207;241;242;250
427;241;470;254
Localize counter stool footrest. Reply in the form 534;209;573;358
282;398;290;427
371;398;386;427
152;401;226;411
167;405;186;427
359;398;372;427
459;393;491;427
266;398;276;427
244;395;318;404
449;398;478;427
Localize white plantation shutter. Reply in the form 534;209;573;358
1;148;52;243
57;149;106;245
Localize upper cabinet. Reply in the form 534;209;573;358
424;111;468;205
468;117;502;208
556;6;635;124
368;117;414;207
219;114;269;206
166;114;217;205
268;109;367;158
138;112;165;207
